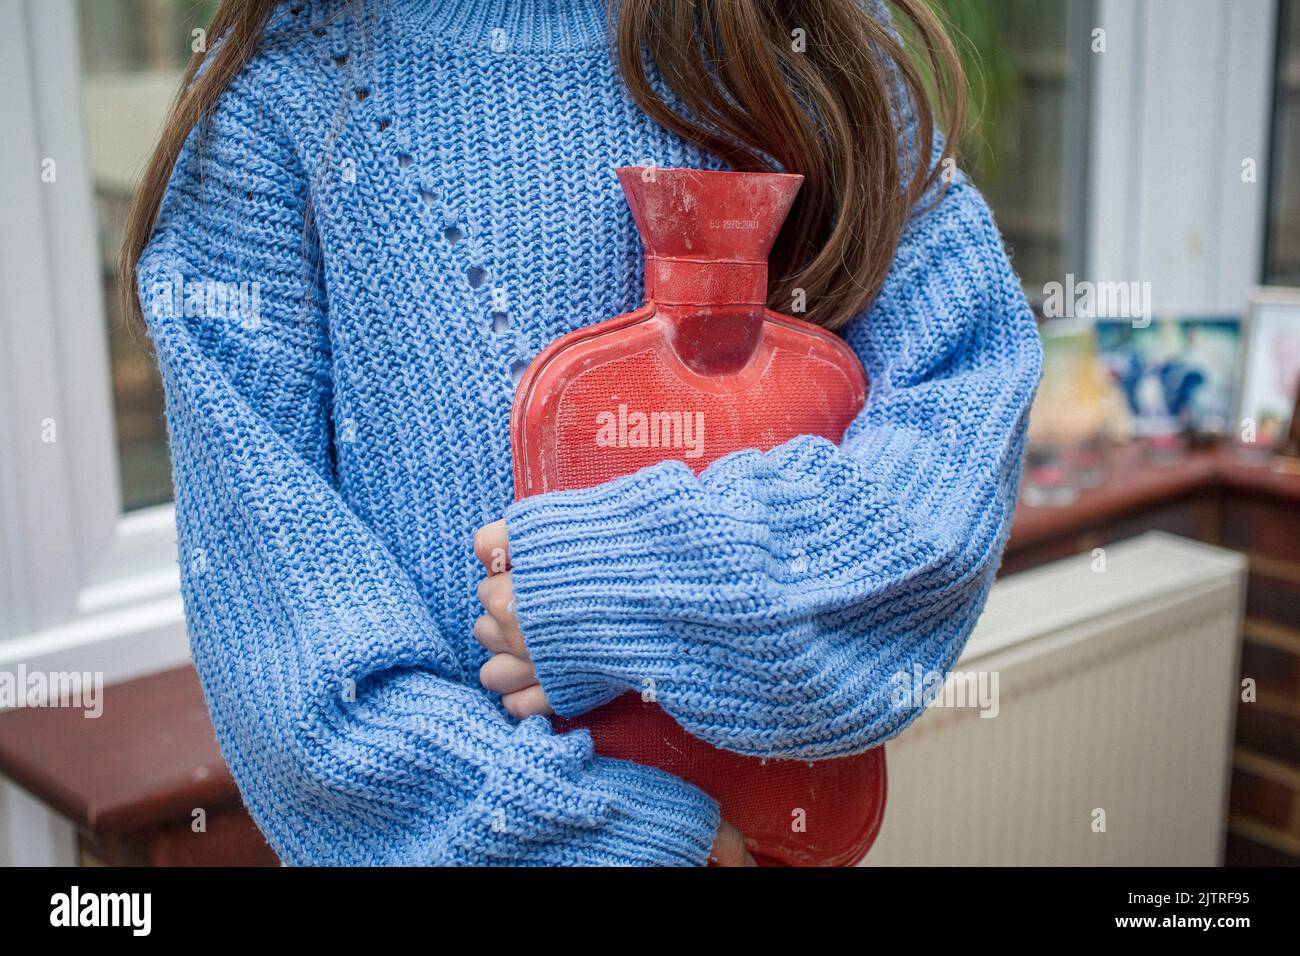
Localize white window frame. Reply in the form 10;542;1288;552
0;0;188;684
1086;0;1280;310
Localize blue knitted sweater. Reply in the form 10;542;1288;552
138;0;1041;865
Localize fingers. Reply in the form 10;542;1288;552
502;684;553;719
474;574;527;656
476;572;517;624
708;818;757;867
474;519;511;573
472;613;524;657
479;652;537;695
473;520;546;718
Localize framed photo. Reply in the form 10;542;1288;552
1094;315;1243;439
1028;319;1115;451
1237;289;1300;450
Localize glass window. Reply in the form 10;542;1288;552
1266;0;1300;286
77;0;217;510
935;0;1091;299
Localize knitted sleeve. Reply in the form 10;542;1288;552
140;74;718;865
506;171;1042;758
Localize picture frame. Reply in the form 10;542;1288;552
1236;288;1300;451
1093;314;1243;440
1028;319;1114;452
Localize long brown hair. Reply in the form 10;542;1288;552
120;0;964;332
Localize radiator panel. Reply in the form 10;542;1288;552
863;532;1245;866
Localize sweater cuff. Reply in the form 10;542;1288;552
585;756;720;866
505;462;698;718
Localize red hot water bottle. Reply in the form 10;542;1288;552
510;166;885;867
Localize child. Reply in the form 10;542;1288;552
124;0;1040;865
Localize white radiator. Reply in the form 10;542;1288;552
862;532;1246;866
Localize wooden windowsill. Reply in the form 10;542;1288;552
0;667;236;834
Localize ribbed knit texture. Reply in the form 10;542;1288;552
139;0;1040;865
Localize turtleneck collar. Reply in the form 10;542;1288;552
386;0;615;51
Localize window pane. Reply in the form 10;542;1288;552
935;0;1088;297
1266;0;1300;285
78;0;216;510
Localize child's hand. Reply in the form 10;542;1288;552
473;519;553;718
475;521;751;865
